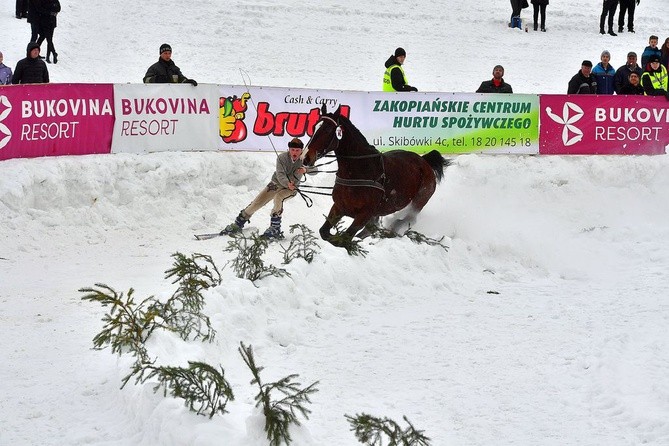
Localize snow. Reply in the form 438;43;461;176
2;1;669;445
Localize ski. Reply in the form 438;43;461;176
194;232;225;240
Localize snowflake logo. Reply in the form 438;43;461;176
545;102;584;146
0;95;12;150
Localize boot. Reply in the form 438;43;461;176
46;52;51;64
608;29;617;36
53;52;58;64
261;214;284;240
599;17;605;34
533;23;538;31
220;210;249;235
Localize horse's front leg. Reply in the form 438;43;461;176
329;214;373;248
320;205;342;241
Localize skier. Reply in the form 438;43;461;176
221;138;317;239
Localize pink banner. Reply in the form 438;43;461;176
539;95;669;155
0;84;114;161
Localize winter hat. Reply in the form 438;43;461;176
394;47;406;58
649;54;661;63
160;43;172;54
581;60;593;68
288;137;304;149
601;50;611;58
26;42;40;56
627;51;637;58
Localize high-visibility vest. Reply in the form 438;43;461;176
383;64;408;92
642;66;668;95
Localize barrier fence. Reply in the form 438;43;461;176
1;83;668;161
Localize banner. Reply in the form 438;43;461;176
111;83;220;153
215;86;540;154
540;95;669;155
0;84;114;161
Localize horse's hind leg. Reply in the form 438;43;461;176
391;174;437;233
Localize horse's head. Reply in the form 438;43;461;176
302;104;343;167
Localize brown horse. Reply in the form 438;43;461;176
302;105;451;247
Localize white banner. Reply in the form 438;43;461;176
111;84;220;153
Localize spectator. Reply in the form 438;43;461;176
382;47;417;92
600;0;619;36
531;0;548;32
661;37;669;71
35;0;60;64
476;65;513;93
614;51;643;94
619;72;644;94
0;51;13;85
11;42;49;84
220;138;317;240
592;50;616;94
641;55;668;97
143;43;197;85
617;0;639;33
641;35;661;67
568;60;597;94
27;0;43;43
16;0;28;18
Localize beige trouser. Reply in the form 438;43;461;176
242;183;297;219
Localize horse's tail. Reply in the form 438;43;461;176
422;150;452;183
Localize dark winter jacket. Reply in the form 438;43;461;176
567;71;597;94
39;0;60;29
614;63;643;94
11;42;49;84
476;78;513;93
530;0;549;5
619;83;645;95
641;45;662;68
592;62;616;94
383;55;417;92
143;58;190;84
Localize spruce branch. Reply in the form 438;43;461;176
345;413;431;446
280;224;321;264
79;283;164;361
225;232;289;281
239;342;319;446
147;361;234;418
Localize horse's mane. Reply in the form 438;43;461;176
333;113;378;151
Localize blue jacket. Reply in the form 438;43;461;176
592;62;616;94
641;46;662;67
0;63;12;85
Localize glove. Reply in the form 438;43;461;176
187;79;198;86
153;74;169;83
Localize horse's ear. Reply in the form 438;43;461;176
321;103;327;115
335;104;342;116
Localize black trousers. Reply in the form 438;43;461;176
618;0;636;31
510;0;522;20
533;4;547;29
600;0;619;31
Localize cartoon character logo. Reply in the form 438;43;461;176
0;95;12;150
545;102;584;146
219;92;251;143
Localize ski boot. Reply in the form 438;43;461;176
220;211;249;235
260;214;284;240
